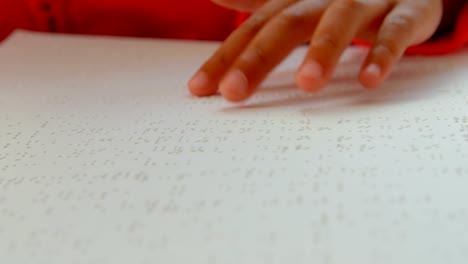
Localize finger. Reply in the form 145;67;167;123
188;0;297;97
359;1;442;88
211;0;269;12
219;0;328;102
297;0;391;92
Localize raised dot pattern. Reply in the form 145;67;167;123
0;32;467;264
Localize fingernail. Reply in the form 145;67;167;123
364;64;381;79
297;60;323;91
299;60;323;80
361;64;382;89
219;70;249;102
188;71;211;95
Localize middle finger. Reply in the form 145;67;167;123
219;0;329;102
297;0;392;92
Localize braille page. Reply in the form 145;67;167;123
0;30;467;264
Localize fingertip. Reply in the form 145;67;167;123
296;60;324;92
188;71;217;96
219;69;251;102
359;63;383;89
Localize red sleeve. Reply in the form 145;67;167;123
0;0;35;41
0;0;240;41
406;2;468;55
66;0;239;40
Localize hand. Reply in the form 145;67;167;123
188;0;444;102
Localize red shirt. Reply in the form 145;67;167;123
0;0;243;40
1;0;468;55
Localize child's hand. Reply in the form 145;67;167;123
189;0;444;102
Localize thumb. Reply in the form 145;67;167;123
211;0;269;12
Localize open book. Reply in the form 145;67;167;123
0;31;467;264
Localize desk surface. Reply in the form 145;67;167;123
1;31;468;264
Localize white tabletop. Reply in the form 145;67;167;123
1;30;467;264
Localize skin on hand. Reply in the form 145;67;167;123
188;0;445;102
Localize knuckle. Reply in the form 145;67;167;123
374;42;400;59
242;13;267;34
386;13;416;34
213;53;229;67
335;0;367;11
312;34;341;51
243;45;270;66
277;8;308;28
251;46;269;66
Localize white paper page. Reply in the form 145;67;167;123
0;30;467;264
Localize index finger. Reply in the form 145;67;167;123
188;0;297;97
